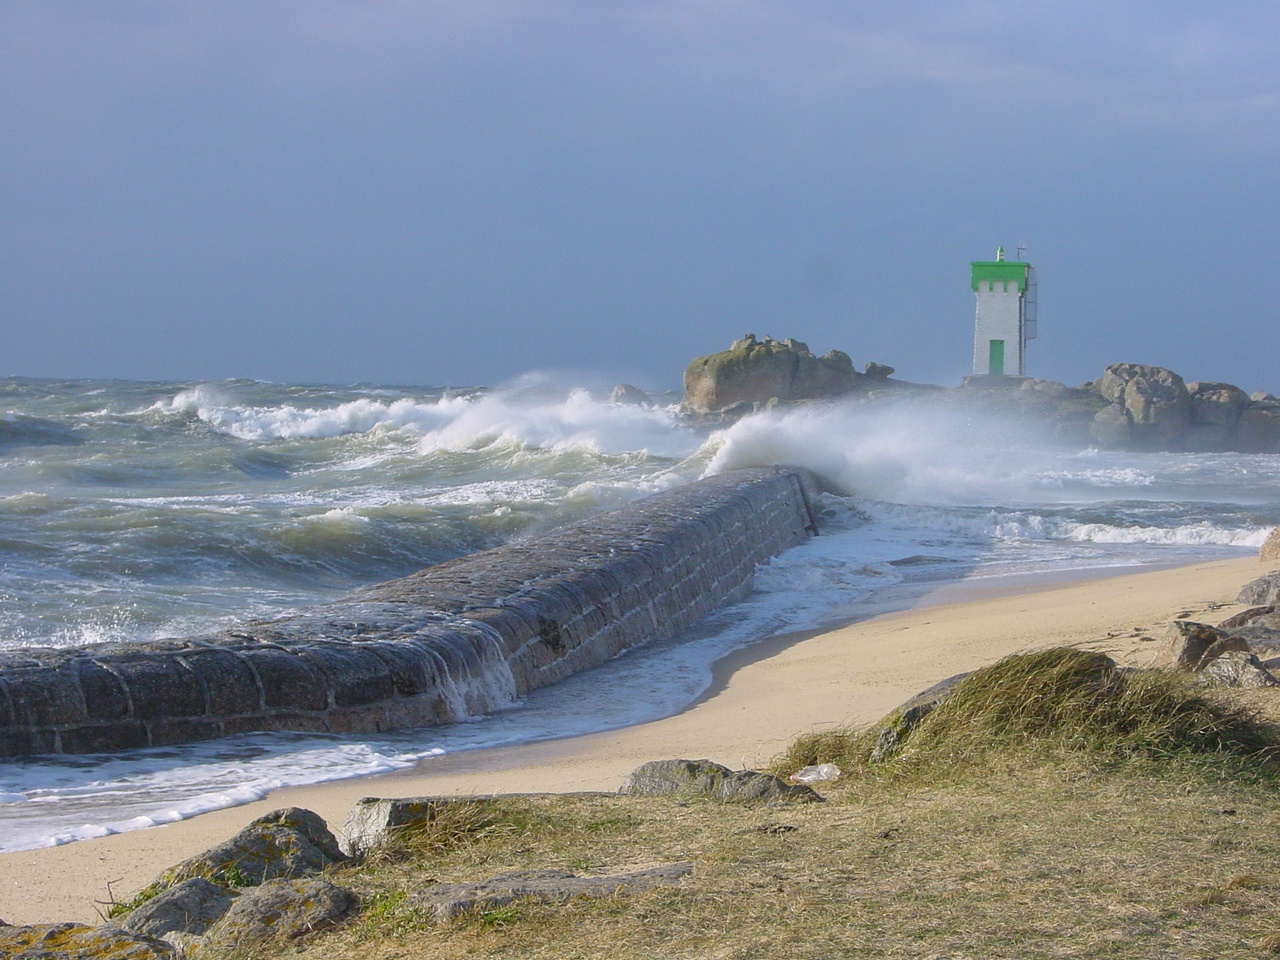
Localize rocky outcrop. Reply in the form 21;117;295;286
680;338;1277;452
1262;529;1280;565
683;335;868;414
609;383;650;405
956;376;1104;445
1088;364;1280;452
1091;364;1192;449
99;807;354;957
411;865;693;921
340;795;502;860
619;759;822;803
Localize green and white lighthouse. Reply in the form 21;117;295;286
971;246;1037;376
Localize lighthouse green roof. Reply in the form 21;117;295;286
971;259;1029;292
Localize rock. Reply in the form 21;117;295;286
864;362;895;380
1219;606;1277;630
609;383;650;406
340;795;480;860
115;877;236;940
1181;423;1234;452
1262;529;1280;565
0;923;178;959
1021;378;1069;398
1199;651;1280;688
1092;363;1192;449
1239;572;1280;606
682;335;862;414
1188;381;1248;427
411;863;693;921
1163;621;1249;671
1097;364;1139;404
1237;405;1280;452
155;807;345;891
199;878;354;952
1252;391;1277;402
619;759;822;803
867;672;969;761
1121;371;1191;448
1090;403;1132;448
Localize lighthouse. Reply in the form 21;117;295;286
971;246;1037;376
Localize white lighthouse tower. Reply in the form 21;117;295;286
971;246;1037;376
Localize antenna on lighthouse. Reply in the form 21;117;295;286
1016;242;1028;261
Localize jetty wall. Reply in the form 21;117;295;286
0;467;822;757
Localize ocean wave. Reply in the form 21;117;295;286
859;500;1268;548
155;384;702;463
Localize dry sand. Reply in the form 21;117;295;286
0;556;1265;926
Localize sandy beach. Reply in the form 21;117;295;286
0;555;1265;926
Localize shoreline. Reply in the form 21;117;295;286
0;555;1264;925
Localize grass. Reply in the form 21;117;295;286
770;647;1280;784
190;649;1280;960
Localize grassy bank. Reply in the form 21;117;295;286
224;650;1280;960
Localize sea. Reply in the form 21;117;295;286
0;375;1275;853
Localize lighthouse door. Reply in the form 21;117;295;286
988;340;1005;376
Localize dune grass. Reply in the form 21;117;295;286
770;647;1280;784
205;648;1280;960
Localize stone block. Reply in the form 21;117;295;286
4;668;86;728
149;718;226;747
58;721;150;754
111;656;207;719
77;660;130;721
180;650;261;715
296;643;395;708
240;647;328;712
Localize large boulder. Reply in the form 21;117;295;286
868;672;969;761
1239;572;1280;606
1237;404;1280;452
682;335;862;414
1089;403;1132;448
1122;371;1191;447
1188;381;1249;428
115;877;237;940
0;923;178;959
154;807;345;891
340;795;493;860
1161;621;1249;671
620;759;822;803
1090;364;1192;449
198;878;354;953
1199;651;1280;688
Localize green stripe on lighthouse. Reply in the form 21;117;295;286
971;260;1029;292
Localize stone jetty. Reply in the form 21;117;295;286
0;467;822;757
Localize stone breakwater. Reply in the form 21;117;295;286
0;468;822;758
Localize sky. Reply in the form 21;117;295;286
2;1;1279;392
